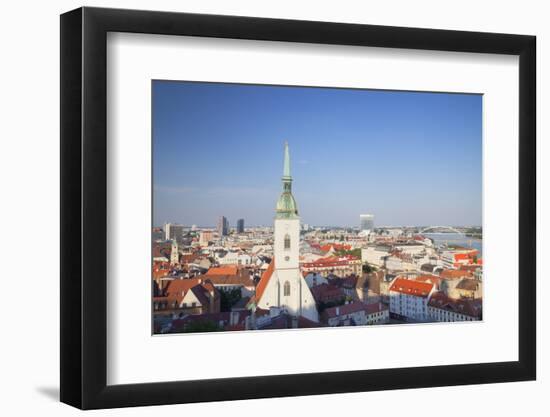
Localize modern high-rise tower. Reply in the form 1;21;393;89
236;218;245;233
217;216;229;236
360;214;375;233
164;223;184;243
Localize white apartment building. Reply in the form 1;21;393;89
216;251;253;266
365;303;390;325
393;243;426;255
361;245;391;267
389;277;435;321
385;255;416;271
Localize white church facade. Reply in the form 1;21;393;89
252;142;319;323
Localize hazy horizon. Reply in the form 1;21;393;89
153;81;482;228
153;223;482;229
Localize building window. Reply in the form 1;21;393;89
284;281;291;296
284;234;291;250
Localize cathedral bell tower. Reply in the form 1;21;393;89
252;141;319;322
274;141;300;270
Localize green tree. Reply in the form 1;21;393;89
219;288;242;312
334;248;362;258
362;263;377;273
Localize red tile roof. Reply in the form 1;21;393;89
459;264;482;272
164;278;216;305
196;274;254;287
428;292;482;319
414;274;443;289
166;278;202;295
152;261;171;279
310;283;345;303
152;246;170;259
206;266;239;276
254;259;275;302
324;302;365;318
153;269;170;280
320;243;352;252
454;251;478;261
440;269;473;280
302;255;360;268
181;254;200;264
389;277;434;298
364;302;389;315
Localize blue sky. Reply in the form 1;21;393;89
153;81;482;228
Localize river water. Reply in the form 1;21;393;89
423;233;483;256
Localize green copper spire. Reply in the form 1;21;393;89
275;141;299;219
283;141;291;179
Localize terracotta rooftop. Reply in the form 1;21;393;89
324;301;365;318
164;278;216;305
440;269;473;280
206;266;239;276
414;274;443;289
196;274;254;287
428;292;482;319
310;283;345;303
364;302;389;315
389;277;434;298
302;255;360;268
254;258;275;303
459;264;483;272
454;252;478;261
320;243;352;252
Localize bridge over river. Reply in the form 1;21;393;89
420;226;463;234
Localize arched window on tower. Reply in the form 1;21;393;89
284;281;291;296
284;234;291;250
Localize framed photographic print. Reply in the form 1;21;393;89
60;6;536;410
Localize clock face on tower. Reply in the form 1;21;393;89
285;256;290;261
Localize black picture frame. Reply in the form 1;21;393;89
60;6;536;410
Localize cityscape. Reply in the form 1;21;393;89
152;81;482;334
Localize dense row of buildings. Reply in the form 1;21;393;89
152;143;482;333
